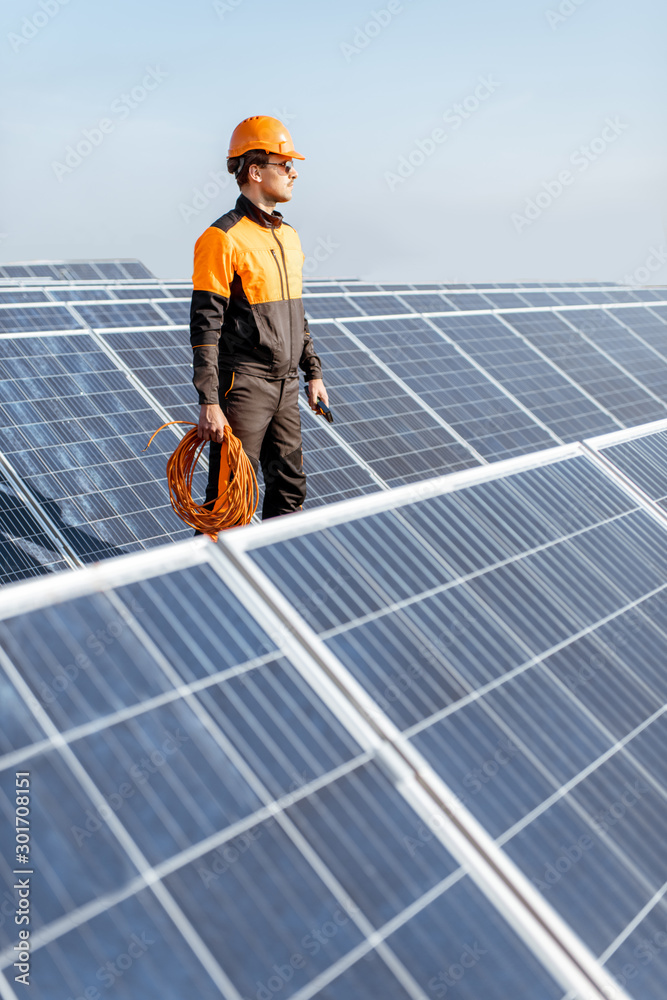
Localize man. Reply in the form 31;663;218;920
190;115;328;520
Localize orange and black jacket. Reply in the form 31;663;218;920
190;193;322;405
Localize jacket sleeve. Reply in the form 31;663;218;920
190;227;235;405
298;314;323;381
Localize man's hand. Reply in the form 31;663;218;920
306;378;328;412
198;403;229;443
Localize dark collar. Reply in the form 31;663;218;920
236;193;283;229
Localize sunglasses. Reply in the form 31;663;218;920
259;160;295;175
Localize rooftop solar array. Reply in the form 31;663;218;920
1;261;666;587
2;422;667;998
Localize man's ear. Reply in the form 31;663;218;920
248;163;262;183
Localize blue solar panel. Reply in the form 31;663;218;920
598;429;667;507
348;295;412;316
502;311;667;426
561;309;667;404
0;549;570;1000
245;449;667;986
0;332;200;558
0;471;71;585
303;295;363;319
0;306;83;333
0;291;50;304
74;302;169;328
307;322;480;485
430;312;618;441
341;316;557;460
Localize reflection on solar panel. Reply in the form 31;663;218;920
7;422;667;997
0;332;202;564
0;469;72;584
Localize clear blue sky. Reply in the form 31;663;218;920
2;0;666;283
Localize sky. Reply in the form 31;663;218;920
2;0;666;284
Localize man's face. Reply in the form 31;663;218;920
253;154;298;203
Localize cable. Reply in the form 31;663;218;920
143;421;258;541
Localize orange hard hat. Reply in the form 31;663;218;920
228;116;305;160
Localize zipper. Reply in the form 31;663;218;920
270;248;285;300
271;228;294;369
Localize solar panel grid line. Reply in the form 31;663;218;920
0;751;375;966
417;313;565;447
332;319;489;466
400;575;667;745
296;395;391;492
555;310;667;413
0;549;484;1000
0;644;248;1000
214;539;631;1000
228;443;582;551
494;312;626;431
0;450;82;571
0;642;285;776
307;495;638;644
493;693;667;851
602;307;667;365
581;441;667;533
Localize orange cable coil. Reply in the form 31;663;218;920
144;421;258;541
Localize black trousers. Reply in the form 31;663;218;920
205;370;306;520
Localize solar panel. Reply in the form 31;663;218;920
47;288;113;301
561;309;667;404
235;441;667;998
395;293;453;313
502;310;667;426
73;302;170;328
430;312;618;441
593;427;667;508
347;295;413;316
306;322;480;485
480;292;529;310
109;286;165;300
61;263;101;281
0;535;624;1000
608;306;667;361
95;262;128;280
0;469;72;584
0;306;83;333
0;291;50;305
340;316;558;461
441;293;490;311
303;296;363;319
0;332;202;560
